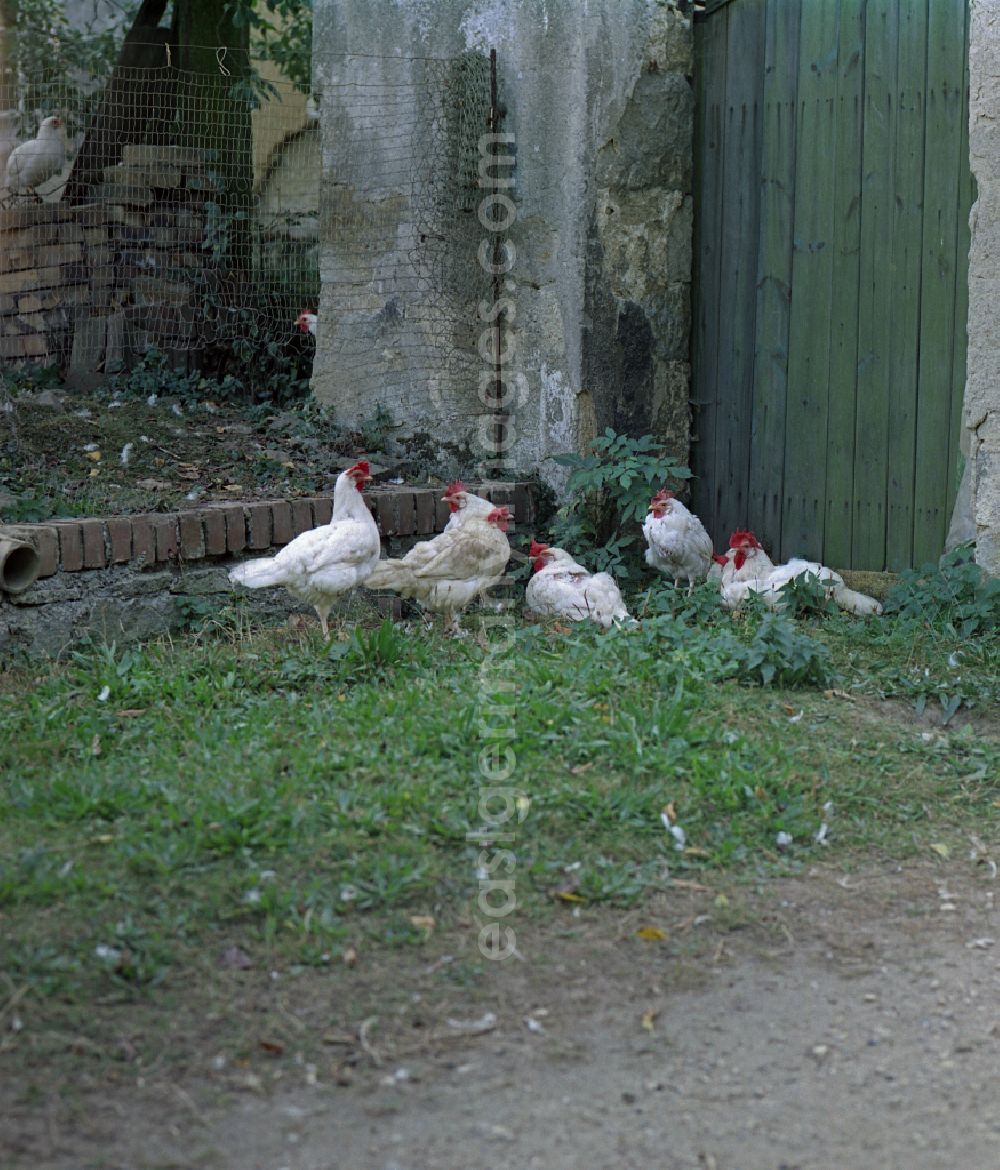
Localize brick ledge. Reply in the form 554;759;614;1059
0;482;534;579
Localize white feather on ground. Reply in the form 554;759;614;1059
228;461;380;638
525;542;632;629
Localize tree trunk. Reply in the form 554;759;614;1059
62;0;174;204
0;0;17;111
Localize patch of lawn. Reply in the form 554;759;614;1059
1;592;998;1011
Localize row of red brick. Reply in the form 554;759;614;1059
0;482;533;580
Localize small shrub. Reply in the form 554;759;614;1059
733;613;832;688
549;429;692;579
884;548;1000;636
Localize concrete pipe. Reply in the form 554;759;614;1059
0;535;41;594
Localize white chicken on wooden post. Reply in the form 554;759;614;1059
525;541;632;628
228;460;381;639
642;488;714;590
3;115;67;198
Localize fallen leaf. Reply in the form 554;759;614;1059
114;708;147;718
224;484;244;492
782;703;797;716
683;846;711;858
641;1007;660;1033
636;926;667;941
219;945;253;970
90;733;101;757
259;1039;284;1056
84;450;102;462
343;946;358;967
670;879;711;892
555;890;585;903
91;834;114;845
136;477;173;491
409;914;435;934
823;688;856;702
930;842;950;859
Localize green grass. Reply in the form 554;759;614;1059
1;587;998;1008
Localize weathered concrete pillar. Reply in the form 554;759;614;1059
963;0;1000;573
311;0;692;489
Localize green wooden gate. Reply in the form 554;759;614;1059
691;0;974;570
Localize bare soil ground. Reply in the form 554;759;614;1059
3;859;997;1170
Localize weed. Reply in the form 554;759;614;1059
549;429;691;579
884;548;1000;636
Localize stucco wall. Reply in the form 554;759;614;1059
311;0;693;488
964;0;1000;574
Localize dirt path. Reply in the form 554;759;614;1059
5;861;998;1170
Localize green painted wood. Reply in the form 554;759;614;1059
693;0;972;572
948;4;973;539
822;0;866;568
884;0;928;571
748;0;800;550
690;7;729;538
781;0;841;561
851;0;897;568
713;0;766;548
913;0;967;565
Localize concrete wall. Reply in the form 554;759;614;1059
311;0;693;488
964;0;1000;574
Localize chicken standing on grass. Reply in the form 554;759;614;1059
525;541;632;629
228;461;380;639
713;530;883;617
3;115;67;197
642;488;714;590
365;503;512;634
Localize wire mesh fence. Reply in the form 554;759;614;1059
0;42;499;409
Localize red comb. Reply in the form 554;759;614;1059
444;480;465;496
712;553;728;566
729;529;761;550
529;539;549;557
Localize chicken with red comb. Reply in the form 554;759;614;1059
712;532;881;616
525;541;632;628
642;488;714;590
365;498;511;634
229;461;379;638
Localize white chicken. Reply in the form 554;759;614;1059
228;460;380;638
525;541;632;628
365;504;511;633
642;488;714;590
0;111;20;189
714;530;883;617
3;115;67;198
297;309;317;336
441;480;495;531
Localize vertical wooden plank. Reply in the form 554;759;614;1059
748;0;801;553
690;7;729;541
912;0;967;564
884;0;929;571
947;1;974;550
852;0;898;569
712;0;766;549
823;0;866;568
780;1;841;561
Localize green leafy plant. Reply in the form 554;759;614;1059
884;548;1000;637
549;429;692;579
733;613;832;687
